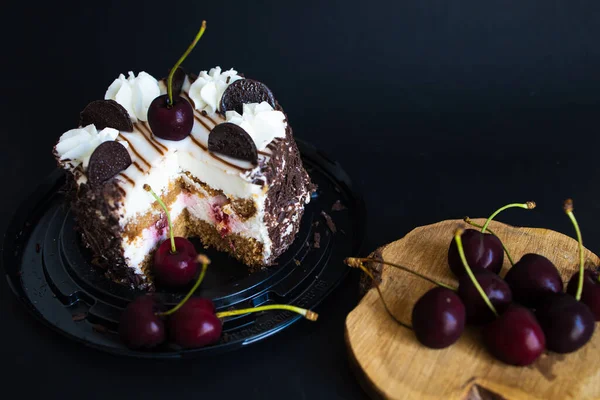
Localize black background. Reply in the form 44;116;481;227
2;1;600;398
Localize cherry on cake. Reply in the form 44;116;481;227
53;66;314;289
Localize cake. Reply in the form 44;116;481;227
53;66;315;289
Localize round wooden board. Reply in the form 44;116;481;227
345;219;600;400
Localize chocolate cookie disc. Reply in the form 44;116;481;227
79;99;133;131
208;123;258;165
220;79;275;114
87;141;132;186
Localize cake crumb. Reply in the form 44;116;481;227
72;313;87;322
293;259;301;266
313;233;321;249
321;211;337;233
331;200;346;211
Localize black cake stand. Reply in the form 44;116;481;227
1;139;366;359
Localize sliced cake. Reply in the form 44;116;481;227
53;65;314;289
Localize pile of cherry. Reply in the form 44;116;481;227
348;200;600;366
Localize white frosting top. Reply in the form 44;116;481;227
188;66;243;114
56;71;289;218
55;124;127;169
225;102;287;151
105;71;160;122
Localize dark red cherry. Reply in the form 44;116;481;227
447;229;504;277
566;269;600;320
482;304;545;366
457;270;512;325
503;253;563;307
168;298;222;348
534;292;595;353
153;237;198;287
147;94;194;141
411;287;466;349
119;295;166;349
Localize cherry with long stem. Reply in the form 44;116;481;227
454;229;498;317
145;184;198;287
463;217;515;267
148;22;207;141
448;202;535;277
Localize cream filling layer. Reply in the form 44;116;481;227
121;175;271;275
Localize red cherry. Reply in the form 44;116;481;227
118;295;166;349
535;292;595;353
153;237;198;287
503;253;563;307
457;270;512;325
411;287;466;349
566;269;600;320
167;298;222;348
483;304;546;366
147;23;206;141
447;229;504;277
147;95;194;141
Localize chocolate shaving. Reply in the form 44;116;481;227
35;243;40;253
208;123;258;164
79;99;133;131
331;200;347;211
321;211;337;233
313;232;321;249
72;313;87;321
87;141;132;187
220;79;276;114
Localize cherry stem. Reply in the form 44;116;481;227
454;229;498;317
345;257;456;291
167;21;207;106
564;199;585;301
481;201;536;234
144;184;176;253
349;260;411;329
157;255;211;317
216;305;318;321
463;217;515;267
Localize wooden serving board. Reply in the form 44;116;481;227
345;219;600;400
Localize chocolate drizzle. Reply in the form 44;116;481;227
133;122;166;155
117;134;150;169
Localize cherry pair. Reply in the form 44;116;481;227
119;255;318;350
119;256;220;349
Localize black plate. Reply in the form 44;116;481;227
1;139;366;359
